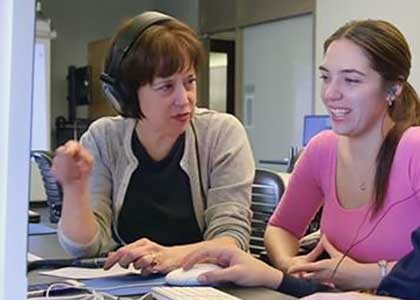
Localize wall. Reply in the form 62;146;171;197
243;14;314;171
199;0;314;33
315;0;420;113
199;0;315;119
155;0;199;30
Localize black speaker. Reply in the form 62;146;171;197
67;65;91;105
67;65;91;122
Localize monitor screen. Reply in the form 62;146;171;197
302;115;332;146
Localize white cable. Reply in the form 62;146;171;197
29;282;102;300
136;292;151;300
29;281;148;300
29;295;94;300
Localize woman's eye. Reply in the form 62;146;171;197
345;78;361;84
184;78;197;89
159;84;173;91
319;74;329;81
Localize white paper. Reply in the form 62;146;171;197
40;263;141;280
28;252;43;262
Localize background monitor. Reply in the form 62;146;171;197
302;114;332;146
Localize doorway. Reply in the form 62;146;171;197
209;39;235;114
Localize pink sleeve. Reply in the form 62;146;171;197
269;132;334;238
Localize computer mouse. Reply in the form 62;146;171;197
165;263;222;286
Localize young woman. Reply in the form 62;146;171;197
51;11;254;275
265;19;420;290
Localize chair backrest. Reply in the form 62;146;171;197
30;150;62;223
250;169;285;258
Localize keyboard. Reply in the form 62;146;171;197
151;286;242;300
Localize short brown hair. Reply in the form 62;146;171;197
105;15;204;118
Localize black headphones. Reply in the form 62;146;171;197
100;11;174;117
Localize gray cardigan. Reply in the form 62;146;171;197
58;108;255;257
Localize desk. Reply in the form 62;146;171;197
28;208;297;300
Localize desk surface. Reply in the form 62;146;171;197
28;207;297;300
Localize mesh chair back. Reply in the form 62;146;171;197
250;169;285;258
31;150;62;223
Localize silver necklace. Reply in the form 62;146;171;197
357;163;376;192
359;181;367;192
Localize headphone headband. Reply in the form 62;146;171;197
106;11;174;78
100;11;175;117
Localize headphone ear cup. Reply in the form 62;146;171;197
101;73;139;118
102;81;124;115
118;81;140;118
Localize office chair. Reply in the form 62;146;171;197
31;150;62;223
286;146;304;173
250;169;285;259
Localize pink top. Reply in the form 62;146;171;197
269;127;420;263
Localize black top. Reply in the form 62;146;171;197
116;131;203;246
277;274;335;297
377;227;420;300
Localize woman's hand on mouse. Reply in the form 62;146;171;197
182;245;284;289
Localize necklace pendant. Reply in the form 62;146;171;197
359;182;367;191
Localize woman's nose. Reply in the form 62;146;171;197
323;81;342;102
173;85;189;106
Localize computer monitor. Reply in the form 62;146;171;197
0;0;35;298
302;115;332;146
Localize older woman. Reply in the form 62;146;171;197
51;11;254;275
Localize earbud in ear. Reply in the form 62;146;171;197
386;86;397;106
388;86;397;97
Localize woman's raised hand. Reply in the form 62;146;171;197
52;140;93;187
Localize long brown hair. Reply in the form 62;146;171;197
324;20;420;214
